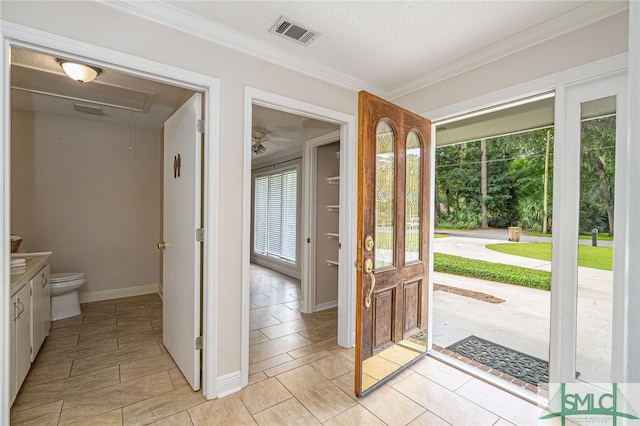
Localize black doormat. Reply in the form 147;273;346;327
447;335;548;386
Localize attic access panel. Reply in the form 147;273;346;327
11;65;155;113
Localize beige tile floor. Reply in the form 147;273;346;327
10;264;540;425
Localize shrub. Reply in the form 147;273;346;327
433;253;551;291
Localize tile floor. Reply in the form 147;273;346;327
10;264;541;425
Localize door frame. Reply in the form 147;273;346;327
301;129;341;314
0;23;222;417
424;53;630;402
242;87;356;388
557;71;627;384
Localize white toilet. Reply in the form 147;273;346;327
50;272;86;320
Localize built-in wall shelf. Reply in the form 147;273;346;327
327;176;340;185
326;205;339;212
326;260;339;267
326;232;339;239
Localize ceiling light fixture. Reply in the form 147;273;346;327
58;60;101;83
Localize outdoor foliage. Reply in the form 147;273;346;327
435;129;553;231
580;116;616;235
433;253;551;290
435;116;617;234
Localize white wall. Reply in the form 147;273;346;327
11;110;161;295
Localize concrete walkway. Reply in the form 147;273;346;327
432;233;613;382
436;228;613;247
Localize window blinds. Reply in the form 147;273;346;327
254;167;298;263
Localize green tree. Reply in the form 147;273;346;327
435;128;554;231
580;116;616;235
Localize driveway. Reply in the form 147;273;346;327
432;233;613;382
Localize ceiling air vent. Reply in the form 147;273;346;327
74;103;103;115
270;16;320;46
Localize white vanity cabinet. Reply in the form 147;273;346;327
10;283;32;405
9;252;51;406
31;264;51;361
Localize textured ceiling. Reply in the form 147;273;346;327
129;0;627;97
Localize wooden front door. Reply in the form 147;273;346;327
355;91;432;395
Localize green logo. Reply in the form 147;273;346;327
540;383;639;425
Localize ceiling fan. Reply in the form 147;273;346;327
251;127;292;155
252;128;268;155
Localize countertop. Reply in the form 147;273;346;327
10;252;52;296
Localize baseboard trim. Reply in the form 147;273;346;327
78;284;159;303
315;299;338;312
217;371;242;398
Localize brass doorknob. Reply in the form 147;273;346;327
157;241;168;250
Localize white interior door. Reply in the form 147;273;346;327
162;92;202;391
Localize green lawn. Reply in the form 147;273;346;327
486;242;613;271
524;231;614;242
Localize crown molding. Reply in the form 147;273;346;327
387;1;629;99
99;1;379;95
100;1;628;100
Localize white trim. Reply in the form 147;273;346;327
560;72;627;384
625;0;640;384
315;300;338;312
100;1;627;100
426;54;627;122
0;24;222;421
216;371;243;398
338;118;358;349
242;88;356;389
1;29;9;426
427;123;437;352
202;76;222;401
78;284;160;304
302;130;341;314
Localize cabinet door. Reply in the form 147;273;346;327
31;265;51;360
42;265;51;338
10;293;17;406
30;279;41;362
15;284;32;392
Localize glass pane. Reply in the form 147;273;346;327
375;121;395;268
576;95;616;383
405;132;421;263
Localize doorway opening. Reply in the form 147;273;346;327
431;93;555;395
4;39;221;404
241;88;356;387
246;106;344;379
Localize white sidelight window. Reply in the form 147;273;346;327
254;166;298;263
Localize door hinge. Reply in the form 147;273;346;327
195;336;203;350
196;228;205;242
197;119;205;133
